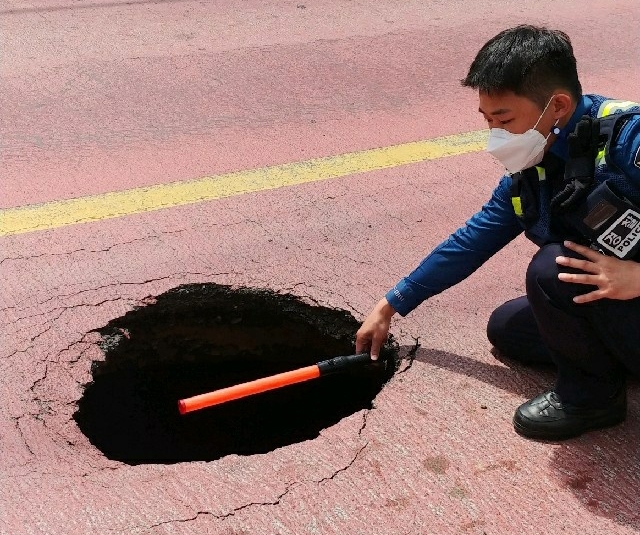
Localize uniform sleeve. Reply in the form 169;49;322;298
608;111;640;187
385;175;523;316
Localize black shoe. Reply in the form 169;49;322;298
513;390;626;441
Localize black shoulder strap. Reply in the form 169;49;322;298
540;151;565;180
510;167;542;225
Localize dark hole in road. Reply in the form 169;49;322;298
74;283;398;465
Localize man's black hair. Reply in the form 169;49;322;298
462;25;582;108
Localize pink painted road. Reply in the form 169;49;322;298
2;1;640;534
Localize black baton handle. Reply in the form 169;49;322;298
317;353;372;376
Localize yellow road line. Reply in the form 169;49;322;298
0;130;488;236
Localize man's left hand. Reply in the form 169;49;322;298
556;240;640;303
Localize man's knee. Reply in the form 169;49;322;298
486;307;505;347
526;243;579;311
485;297;553;364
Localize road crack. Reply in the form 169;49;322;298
395;335;420;374
140;436;370;532
2;271;238;320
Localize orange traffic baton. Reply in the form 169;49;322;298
178;353;372;414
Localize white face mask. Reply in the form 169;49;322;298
486;97;560;173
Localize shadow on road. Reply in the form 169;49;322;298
408;346;640;531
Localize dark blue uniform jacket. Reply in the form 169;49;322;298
386;94;640;317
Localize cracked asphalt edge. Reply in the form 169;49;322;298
2;271;420;532
136;412;372;533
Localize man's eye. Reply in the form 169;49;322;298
500;119;513;125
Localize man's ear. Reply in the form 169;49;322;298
552;92;574;120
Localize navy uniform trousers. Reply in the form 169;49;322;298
487;243;640;406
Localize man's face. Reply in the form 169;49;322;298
478;90;556;136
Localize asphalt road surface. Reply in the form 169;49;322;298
1;1;639;534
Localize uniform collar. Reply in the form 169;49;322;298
549;94;593;159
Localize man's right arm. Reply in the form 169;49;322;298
357;175;523;358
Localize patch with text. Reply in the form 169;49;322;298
596;208;640;258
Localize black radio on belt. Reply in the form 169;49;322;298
563;180;640;260
550;112;640;261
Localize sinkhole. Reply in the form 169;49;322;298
74;283;398;465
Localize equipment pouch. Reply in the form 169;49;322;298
562;180;640;260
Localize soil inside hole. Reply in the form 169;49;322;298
74;283;397;465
